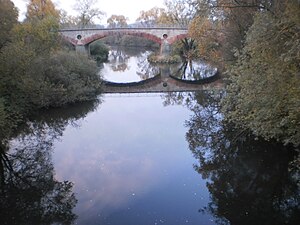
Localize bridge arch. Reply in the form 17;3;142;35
81;31;163;46
59;27;188;55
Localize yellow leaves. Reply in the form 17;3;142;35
136;7;167;25
136;0;194;27
0;0;18;48
10;16;60;56
285;0;300;25
26;0;60;21
189;17;205;42
107;15;128;28
223;1;300;146
189;15;222;62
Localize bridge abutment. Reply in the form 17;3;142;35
75;45;90;55
160;34;172;56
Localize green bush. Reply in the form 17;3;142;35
0;98;8;139
0;47;102;140
90;41;109;62
222;4;300;147
27;51;102;107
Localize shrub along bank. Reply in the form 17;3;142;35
0;2;104;141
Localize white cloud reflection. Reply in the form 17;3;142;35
52;94;194;222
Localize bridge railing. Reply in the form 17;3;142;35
59;23;188;30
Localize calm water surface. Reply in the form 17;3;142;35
99;46;217;83
4;91;299;225
52;93;215;225
101;47;159;83
2;48;298;225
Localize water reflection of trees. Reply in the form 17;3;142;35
108;48;130;72
172;60;218;81
161;91;221;110
136;51;160;80
107;46;159;80
0;99;101;225
183;92;300;225
0;141;77;225
104;46;218;82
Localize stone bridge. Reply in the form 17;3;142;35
59;27;188;54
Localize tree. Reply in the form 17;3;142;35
23;51;101;107
222;0;300;146
59;9;80;28
189;15;223;62
26;0;60;21
163;0;197;26
107;15;128;28
188;0;279;64
0;0;18;49
22;0;61;55
89;40;109;62
0;0;18;138
136;7;167;27
12;16;60;55
73;0;105;27
136;1;198;27
0;14;101;140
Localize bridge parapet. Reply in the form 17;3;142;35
60;24;187;29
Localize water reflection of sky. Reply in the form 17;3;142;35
52;94;216;225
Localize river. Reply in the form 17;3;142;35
1;47;299;225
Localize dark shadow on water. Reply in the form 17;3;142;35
0;99;102;225
182;91;300;225
0;140;77;225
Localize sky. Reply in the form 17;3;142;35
11;0;165;24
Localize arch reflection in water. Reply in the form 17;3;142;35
99;46;219;85
100;46;159;83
